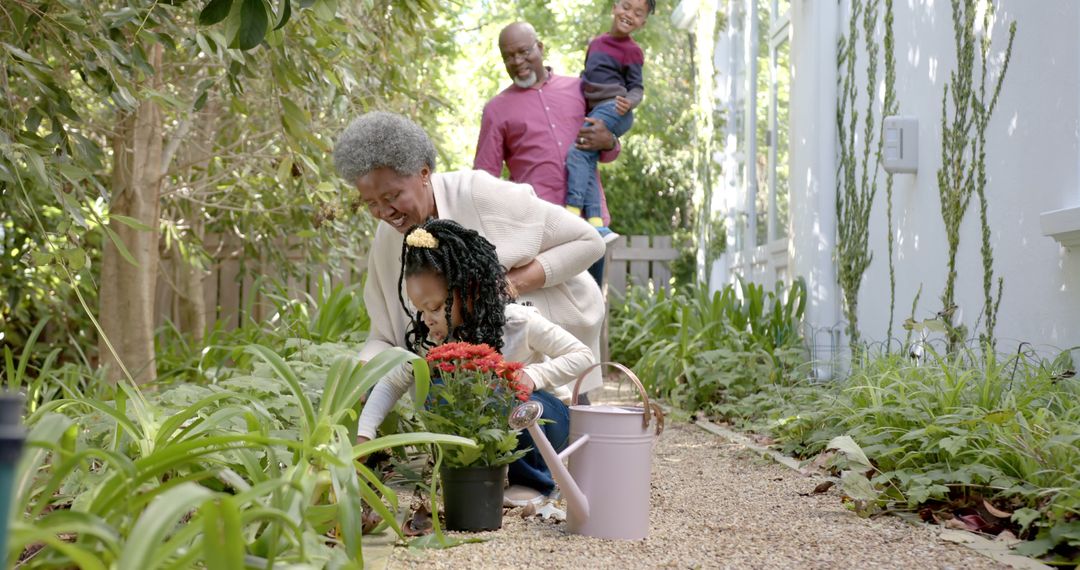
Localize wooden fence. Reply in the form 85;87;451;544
154;234;364;333
155;234;678;333
603;234;680;297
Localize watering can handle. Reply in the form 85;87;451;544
571;362;664;435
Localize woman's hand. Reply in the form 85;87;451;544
575;117;616;151
507;260;546;295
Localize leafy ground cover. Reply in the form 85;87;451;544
610;283;1080;566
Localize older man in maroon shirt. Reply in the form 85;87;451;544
474;21;620;285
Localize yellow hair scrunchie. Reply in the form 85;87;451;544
406;227;439;249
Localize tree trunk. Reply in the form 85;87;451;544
176;217;207;345
173;101;219;345
98;44;164;384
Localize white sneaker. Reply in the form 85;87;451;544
503;484;545;507
602;230;620;245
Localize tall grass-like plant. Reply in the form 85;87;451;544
10;343;475;568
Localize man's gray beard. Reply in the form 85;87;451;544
513;72;537;88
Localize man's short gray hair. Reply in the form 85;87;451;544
333;111;437;182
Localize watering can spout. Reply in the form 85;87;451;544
509;401;589;522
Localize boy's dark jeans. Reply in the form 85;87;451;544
565;100;634;220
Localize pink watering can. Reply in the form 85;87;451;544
509;362;665;540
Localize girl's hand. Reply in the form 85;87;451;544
517;372;536;398
615;96;631;115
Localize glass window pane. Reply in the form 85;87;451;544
754;0;771;247
774;34;790;240
777;0;790;19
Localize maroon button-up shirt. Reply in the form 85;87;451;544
474;72;618;224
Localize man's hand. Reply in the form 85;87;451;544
575;117;616;151
614;96;631;115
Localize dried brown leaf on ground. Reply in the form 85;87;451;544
956;514;990;533
995;530;1018;542
361;505;383;535
810;450;836;471
982;499;1013;519
751;434;777;446
403;503;434;537
943;517;970;531
797;480;834;497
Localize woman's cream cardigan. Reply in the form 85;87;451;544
357;169;606;394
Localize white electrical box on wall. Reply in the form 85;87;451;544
882;116;918;174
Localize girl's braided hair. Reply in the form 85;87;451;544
398;219;512;354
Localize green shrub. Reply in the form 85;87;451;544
609;278;807;416
768;347;1080;564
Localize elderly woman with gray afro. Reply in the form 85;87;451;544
333;111;606;401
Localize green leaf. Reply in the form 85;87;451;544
1012;537;1055;557
839;470;879;502
329;430;365;559
62;248;87;270
353;432;476;460
1011;508;1041;532
199;0;234;25
408;533;488;550
274;0;292;30
202;496;245;570
827;435;873;471
117;483;214;569
15;414;74;514
102;225;139;267
9;523;107;570
109;214;155;232
237;0;269;50
936;435;967;457
245;344;316;438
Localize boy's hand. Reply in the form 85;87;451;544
615;96;631;115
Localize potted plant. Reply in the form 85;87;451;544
420;342;530;531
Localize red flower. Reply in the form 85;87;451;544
497;361;524;381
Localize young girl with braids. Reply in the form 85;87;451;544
355;219;595;507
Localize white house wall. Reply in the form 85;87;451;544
780;0;1080;357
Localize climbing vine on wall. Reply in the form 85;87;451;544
936;0;1015;353
835;0;883;353
881;0;898;349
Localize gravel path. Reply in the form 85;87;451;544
386;420;1006;569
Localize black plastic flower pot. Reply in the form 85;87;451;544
440;464;507;532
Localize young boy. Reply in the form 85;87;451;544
565;0;654;242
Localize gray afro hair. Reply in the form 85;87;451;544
333;111;437;182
